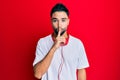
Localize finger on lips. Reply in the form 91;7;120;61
57;28;61;37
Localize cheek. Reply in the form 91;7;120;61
61;22;69;28
52;23;57;28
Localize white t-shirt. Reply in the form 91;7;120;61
33;34;89;80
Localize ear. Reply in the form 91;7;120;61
67;18;70;25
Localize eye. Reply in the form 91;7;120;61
62;19;66;22
52;19;57;22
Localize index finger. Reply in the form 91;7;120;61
57;28;61;37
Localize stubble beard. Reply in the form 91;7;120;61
54;28;66;36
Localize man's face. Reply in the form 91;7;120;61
51;11;70;36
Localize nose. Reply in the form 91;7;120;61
58;21;62;28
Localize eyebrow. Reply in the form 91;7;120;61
61;18;67;19
52;18;57;20
52;18;67;20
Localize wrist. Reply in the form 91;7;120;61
52;45;57;51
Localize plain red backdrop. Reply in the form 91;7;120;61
0;0;120;80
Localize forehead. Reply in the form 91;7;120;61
52;11;68;18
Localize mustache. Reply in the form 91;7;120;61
54;29;66;36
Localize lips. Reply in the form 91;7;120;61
54;28;66;36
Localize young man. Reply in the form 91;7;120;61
33;3;89;80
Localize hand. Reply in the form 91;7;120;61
53;28;66;49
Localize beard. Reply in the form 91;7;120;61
54;28;66;36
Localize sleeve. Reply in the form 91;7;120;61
76;40;89;69
33;39;47;66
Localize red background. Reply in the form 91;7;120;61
0;0;120;80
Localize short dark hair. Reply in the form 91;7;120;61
50;3;69;17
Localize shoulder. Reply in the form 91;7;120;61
69;35;83;45
37;34;51;45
